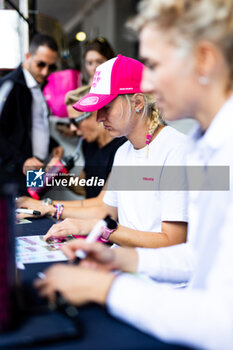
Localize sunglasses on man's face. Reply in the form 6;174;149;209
36;61;57;72
70;112;92;127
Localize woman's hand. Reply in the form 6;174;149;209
34;264;115;306
15;196;55;219
62;239;139;273
16;196;41;209
16;204;53;219
44;218;98;241
22;157;44;175
62;239;118;271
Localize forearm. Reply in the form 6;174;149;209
68;181;86;197
53;195;103;208
136;243;195;282
44;204;107;220
112;245;191;277
112;247;138;273
61;205;109;220
110;226;183;248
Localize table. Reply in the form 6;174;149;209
0;217;192;350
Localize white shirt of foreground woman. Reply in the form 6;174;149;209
35;12;233;347
105;0;233;348
107;94;233;350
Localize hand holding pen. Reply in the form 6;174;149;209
72;215;117;264
61;239;117;271
15;206;52;219
35;217;118;311
15;208;41;216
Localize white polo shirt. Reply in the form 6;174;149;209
107;95;233;350
23;69;50;160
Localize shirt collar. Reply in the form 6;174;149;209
23;68;39;89
189;94;233;151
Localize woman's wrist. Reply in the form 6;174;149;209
48;204;57;217
114;248;138;273
89;271;116;305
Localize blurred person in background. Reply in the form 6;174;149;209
82;37;115;85
0;33;63;194
55;37;116;144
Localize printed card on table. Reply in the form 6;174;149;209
16;235;68;264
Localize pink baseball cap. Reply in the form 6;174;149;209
73;54;144;112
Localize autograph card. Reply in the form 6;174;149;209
16;235;68;264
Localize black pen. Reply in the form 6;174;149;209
15;208;41;215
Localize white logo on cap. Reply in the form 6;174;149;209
80;96;99;106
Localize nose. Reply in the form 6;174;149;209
70;123;77;132
140;68;157;94
70;123;82;136
96;109;106;123
41;66;50;78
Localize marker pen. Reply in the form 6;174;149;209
74;215;117;264
15;208;41;216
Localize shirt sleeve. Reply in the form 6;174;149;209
107;273;233;350
103;189;118;208
107;217;233;350
103;165;119;207
136;243;195;283
103;145;122;208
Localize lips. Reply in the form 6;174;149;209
103;124;112;130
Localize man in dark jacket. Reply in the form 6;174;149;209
0;34;63;194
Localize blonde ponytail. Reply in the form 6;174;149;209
143;93;163;146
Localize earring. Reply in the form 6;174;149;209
136;108;140;113
198;76;209;85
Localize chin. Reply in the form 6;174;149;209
161;108;186;122
109;131;120;138
37;78;44;85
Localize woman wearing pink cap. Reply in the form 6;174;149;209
44;54;188;249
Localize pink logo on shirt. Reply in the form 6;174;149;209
142;177;154;181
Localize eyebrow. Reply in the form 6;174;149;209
139;57;155;67
138;57;147;65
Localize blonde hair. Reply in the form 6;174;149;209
122;93;163;144
143;93;162;142
129;0;233;86
65;84;91;106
